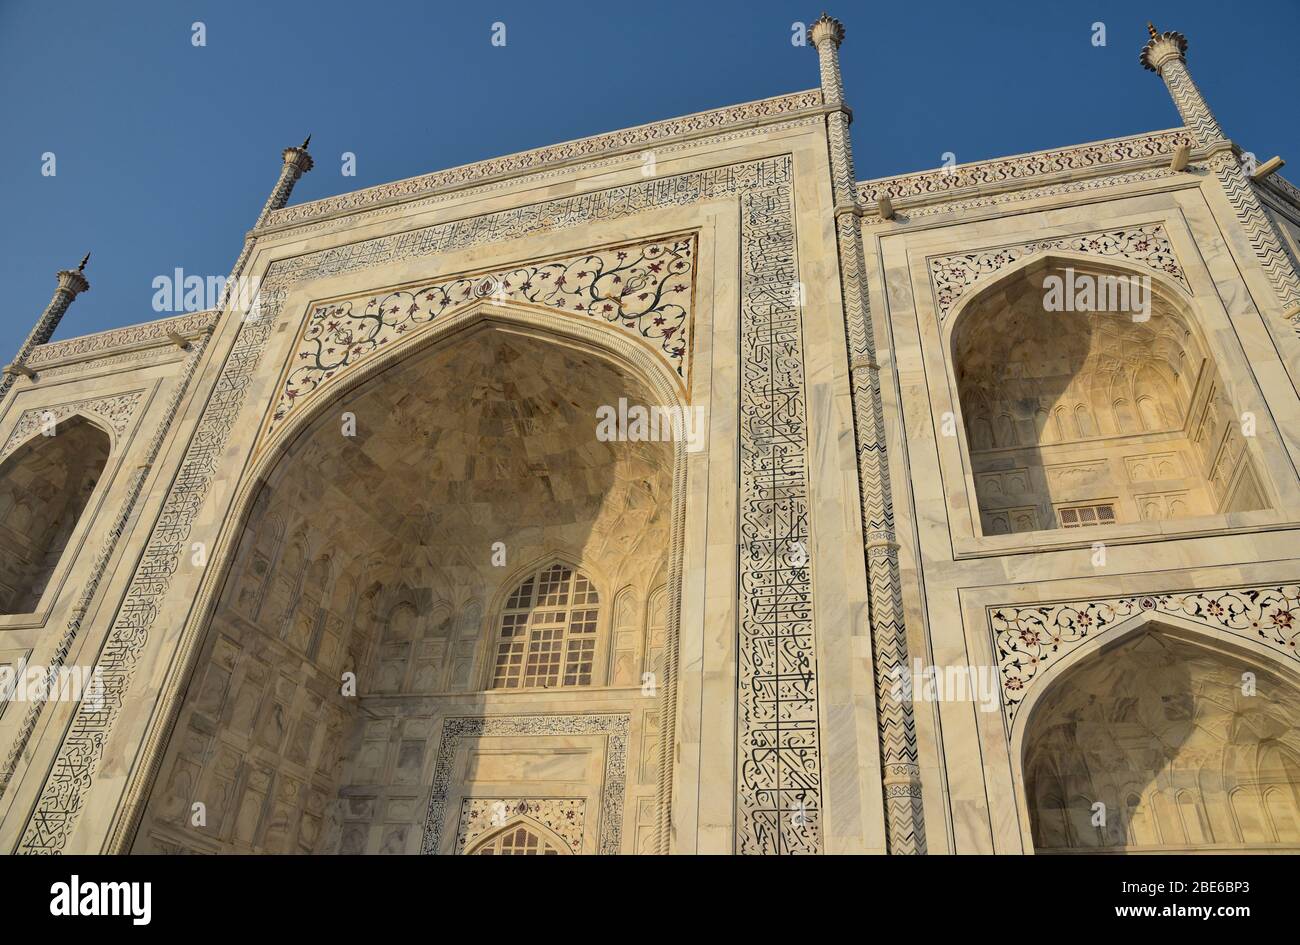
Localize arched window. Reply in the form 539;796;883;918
491;563;599;689
0;417;110;614
469;822;566;855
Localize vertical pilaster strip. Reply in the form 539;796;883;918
0;257;90;402
1142;25;1300;327
811;12;925;854
736;174;823;855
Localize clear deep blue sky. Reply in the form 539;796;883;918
3;0;1297;357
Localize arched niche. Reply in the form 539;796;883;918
949;257;1270;536
0;416;110;614
134;307;681;854
1020;623;1300;853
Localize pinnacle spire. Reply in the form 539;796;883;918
78;252;90;272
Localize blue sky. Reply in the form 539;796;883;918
3;0;1297;357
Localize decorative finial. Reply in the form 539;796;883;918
78;252;90;272
301;134;311;150
810;11;845;48
1139;22;1187;72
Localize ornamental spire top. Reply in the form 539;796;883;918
1140;22;1188;73
810;12;845;48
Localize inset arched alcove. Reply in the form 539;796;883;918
133;303;682;854
1021;622;1300;853
0;416;110;614
950;257;1270;536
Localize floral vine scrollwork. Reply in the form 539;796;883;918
991;584;1300;725
272;235;695;431
929;224;1189;323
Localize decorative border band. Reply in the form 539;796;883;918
421;715;627;855
735;179;823;855
929;223;1189;323
1;391;145;461
264;91;823;227
857;128;1192;206
26;311;218;369
991;583;1300;725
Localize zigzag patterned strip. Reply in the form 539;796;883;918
1155;58;1300;336
827;93;926;853
1161;60;1224;148
1212;153;1300;323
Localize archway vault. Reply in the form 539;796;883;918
1015;619;1300;853
129;299;688;854
255;297;691;467
0;414;112;615
946;253;1272;537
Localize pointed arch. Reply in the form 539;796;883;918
947;254;1272;536
465;817;573;855
0;414;111;614
1015;617;1300;853
134;298;687;855
255;299;688;467
487;559;602;690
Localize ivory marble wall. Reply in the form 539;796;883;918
2;19;1300;855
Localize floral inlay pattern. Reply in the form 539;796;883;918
929;224;1189;323
991;584;1300;724
1;391;145;461
455;798;584;854
271;235;695;433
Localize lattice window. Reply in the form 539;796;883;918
471;823;562;855
491;564;600;689
1057;502;1117;529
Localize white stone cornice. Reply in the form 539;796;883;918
25;310;219;371
258;89;825;230
856;127;1195;211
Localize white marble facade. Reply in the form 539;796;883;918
2;18;1299;854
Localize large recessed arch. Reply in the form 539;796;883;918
946;254;1272;537
131;300;688;854
0;414;111;614
1014;617;1300;853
